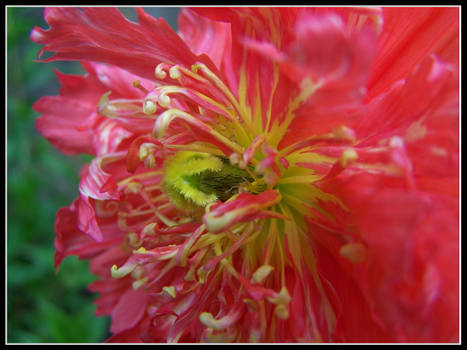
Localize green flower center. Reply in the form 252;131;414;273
163;151;267;215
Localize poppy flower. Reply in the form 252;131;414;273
31;7;459;343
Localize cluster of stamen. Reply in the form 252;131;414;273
93;58;414;341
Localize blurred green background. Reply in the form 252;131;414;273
7;6;180;343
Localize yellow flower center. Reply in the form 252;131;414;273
162;150;267;216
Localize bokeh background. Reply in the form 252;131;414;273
7;6;180;343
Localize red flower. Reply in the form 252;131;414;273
32;7;459;343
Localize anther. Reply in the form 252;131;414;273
125;181;143;194
162;286;177;299
139;143;159;168
142;222;158;237
229;152;241;166
274;304;290;320
339;242;367;264
251;265;274;284
111;263;137;279
332;125;356;142
158;93;171;108
169;66;181;80
340;148;358;167
133;80;149;94
143;99;157;115
155;63;169;79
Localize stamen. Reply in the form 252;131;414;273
97;92;143;118
202;224;255;271
274;304;289;320
169;66;181;80
340;148;358;167
251;265;274;284
192;63;243;114
111;263;137;279
339;242;367;264
158;93;171;108
139;143;160;168
133;79;149;94
132;277;148;290
239;135;265;169
162;286;177;298
143;99;157;115
278;125;356;159
155;63;170;79
199;311;241;331
117;170;163;187
139;187;179;227
153;108;244;154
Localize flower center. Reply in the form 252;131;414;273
163;151;267;216
105;59;364;341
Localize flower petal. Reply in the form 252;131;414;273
367;7;459;99
54;199;123;268
31;7;215;81
178;8;231;70
110;288;149;334
320;170;459;342
34;61;146;156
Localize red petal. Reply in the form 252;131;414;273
54;201;92;268
34;99;99;156
79;153;124;201
178;9;231;70
358;56;458;144
282;12;377;85
54;199;123;268
89;278;130;316
34;61;143;156
310;227;392;342
110;288;149;334
320;171;459;342
367;7;459;99
31;7;213;81
76;194;103;242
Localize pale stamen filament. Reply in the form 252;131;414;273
191;63;258;138
139;187;179;227
153;108;245;155
192;63;242;115
154;85;237;122
117;170;163;187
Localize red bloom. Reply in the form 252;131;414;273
32;7;459;343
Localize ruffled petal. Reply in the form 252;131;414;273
78;152;126;201
34;61;146;156
54;198;124;268
33;68;105;155
317;165;458;342
31;7;216;81
357;55;459;189
110;288;150;334
367;7;459;99
178;9;231;70
276;10;378;148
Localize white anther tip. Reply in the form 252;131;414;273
158;94;171;108
169;66;181;80
143;100;157;115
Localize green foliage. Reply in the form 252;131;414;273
7;7;108;343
